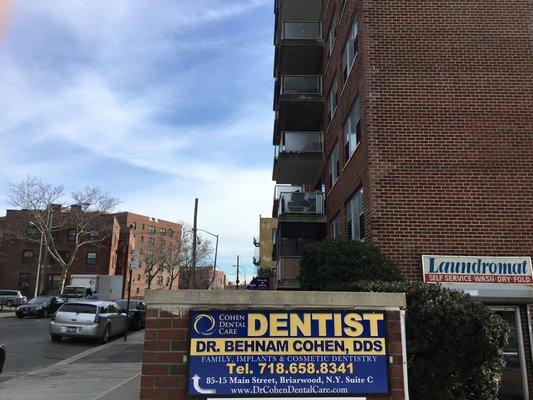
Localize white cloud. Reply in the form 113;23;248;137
0;0;276;277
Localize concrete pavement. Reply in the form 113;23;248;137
0;315;95;382
0;327;144;400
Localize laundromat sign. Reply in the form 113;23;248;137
422;255;533;285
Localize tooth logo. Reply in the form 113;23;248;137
193;314;216;336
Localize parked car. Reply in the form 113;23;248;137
49;300;128;344
0;290;27;308
114;299;147;331
16;295;66;318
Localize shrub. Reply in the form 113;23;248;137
327;280;509;400
298;237;405;290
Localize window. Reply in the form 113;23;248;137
160;228;167;236
142;223;145;230
26;226;38;240
346;189;364;240
342;20;359;82
45;274;62;293
328;143;340;187
328;75;338;121
136;287;140;295
89;232;99;242
491;308;528;400
59;303;96;314
18;273;30;288
344;98;362;160
22;250;34;263
58;251;71;263
331;216;341;238
328;14;336;57
149;226;156;235
86;252;97;265
147;250;154;259
131;222;137;230
148;237;155;246
137;274;141;281
67;229;77;243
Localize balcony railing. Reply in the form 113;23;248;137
282;22;322;40
281;75;322;95
278;131;323;154
274;185;304;200
278;192;324;216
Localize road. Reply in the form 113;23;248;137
0;315;95;382
0;314;143;399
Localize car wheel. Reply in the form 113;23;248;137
6;300;14;308
16;313;23;319
99;325;111;344
51;334;62;342
132;317;142;331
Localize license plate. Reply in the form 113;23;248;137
66;327;78;333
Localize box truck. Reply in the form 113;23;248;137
63;275;123;300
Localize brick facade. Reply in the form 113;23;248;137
0;209;120;296
322;0;532;279
115;212;182;298
0;209;182;298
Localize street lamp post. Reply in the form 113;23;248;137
196;228;219;289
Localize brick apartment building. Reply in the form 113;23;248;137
271;0;532;397
0;209;182;299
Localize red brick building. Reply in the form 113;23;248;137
271;0;532;397
115;212;182;298
0;209;182;299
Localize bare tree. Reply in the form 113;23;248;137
169;222;213;289
7;176;120;292
143;235;170;289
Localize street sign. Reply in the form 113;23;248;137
247;277;270;290
187;310;390;397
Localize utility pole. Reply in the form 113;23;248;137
35;208;53;296
236;255;240;290
191;198;198;289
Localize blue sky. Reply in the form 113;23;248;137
0;0;275;281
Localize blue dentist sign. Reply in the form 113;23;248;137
187;310;390;397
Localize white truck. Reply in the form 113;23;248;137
63;275;123;300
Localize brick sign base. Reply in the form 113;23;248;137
140;290;408;400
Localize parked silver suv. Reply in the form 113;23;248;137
0;290;27;308
49;301;128;344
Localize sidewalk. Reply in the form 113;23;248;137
0;330;144;400
0;312;16;318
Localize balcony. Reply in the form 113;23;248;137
274;76;323;144
275;256;301;289
273;132;323;185
277;191;324;218
275;21;323;77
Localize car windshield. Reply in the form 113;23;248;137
27;297;50;305
115;300;136;309
59;303;97;314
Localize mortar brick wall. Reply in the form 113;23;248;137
141;307;406;400
323;0;533;280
